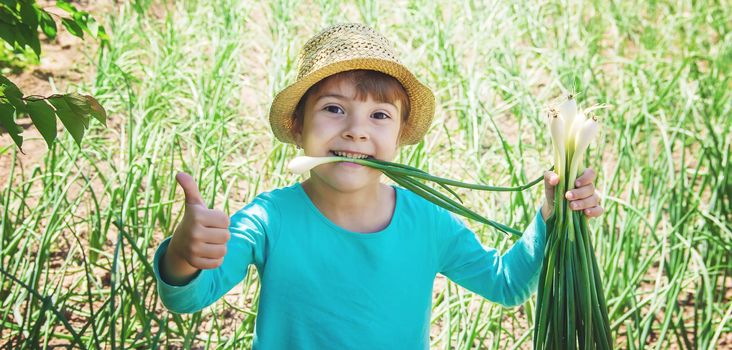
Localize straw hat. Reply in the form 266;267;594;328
268;23;435;146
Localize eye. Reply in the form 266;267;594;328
372;112;391;120
324;105;344;114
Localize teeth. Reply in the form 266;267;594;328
333;151;368;159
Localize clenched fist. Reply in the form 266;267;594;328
161;172;231;285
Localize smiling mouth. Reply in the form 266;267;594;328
329;150;375;160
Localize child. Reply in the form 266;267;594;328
153;23;603;349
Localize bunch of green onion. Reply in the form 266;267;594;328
287;154;545;237
534;96;613;349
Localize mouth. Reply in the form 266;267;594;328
329;150;375;160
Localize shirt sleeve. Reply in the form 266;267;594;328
436;207;547;307
152;194;280;314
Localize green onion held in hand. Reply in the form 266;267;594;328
287;155;546;237
534;95;613;350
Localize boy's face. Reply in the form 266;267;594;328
293;77;402;192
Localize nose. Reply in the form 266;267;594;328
341;114;369;141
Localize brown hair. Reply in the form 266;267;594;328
292;70;410;137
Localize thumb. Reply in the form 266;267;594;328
176;172;205;206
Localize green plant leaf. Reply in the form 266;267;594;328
18;24;41;57
86;16;99;37
61;17;83;39
48;96;85;146
0;0;17;8
0;75;27;114
26;99;57;148
0;21;16;47
0;6;18;25
0;102;22;149
39;10;56;39
56;1;78;15
96;25;110;46
63;93;92;128
19;2;38;30
83;95;107;126
72;11;89;33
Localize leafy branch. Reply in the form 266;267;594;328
0;0;110;152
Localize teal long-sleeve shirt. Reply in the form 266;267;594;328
153;182;547;349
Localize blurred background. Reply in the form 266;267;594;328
1;0;730;348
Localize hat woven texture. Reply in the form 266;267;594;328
268;23;435;146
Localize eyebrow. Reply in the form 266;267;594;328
316;93;348;102
315;94;398;110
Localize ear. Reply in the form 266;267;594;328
292;120;303;147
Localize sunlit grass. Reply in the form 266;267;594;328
1;0;730;348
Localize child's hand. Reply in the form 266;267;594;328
542;168;604;220
162;172;231;284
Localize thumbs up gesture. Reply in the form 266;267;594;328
162;172;231;284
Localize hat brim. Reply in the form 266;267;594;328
269;58;435;146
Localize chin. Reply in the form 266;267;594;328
314;166;381;192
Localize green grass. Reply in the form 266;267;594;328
1;0;730;348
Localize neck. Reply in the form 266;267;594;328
301;176;392;232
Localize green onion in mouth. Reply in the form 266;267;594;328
287;155;546;237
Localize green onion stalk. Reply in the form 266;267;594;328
534;96;613;349
287;154;546;237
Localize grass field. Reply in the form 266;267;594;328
1;0;730;348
